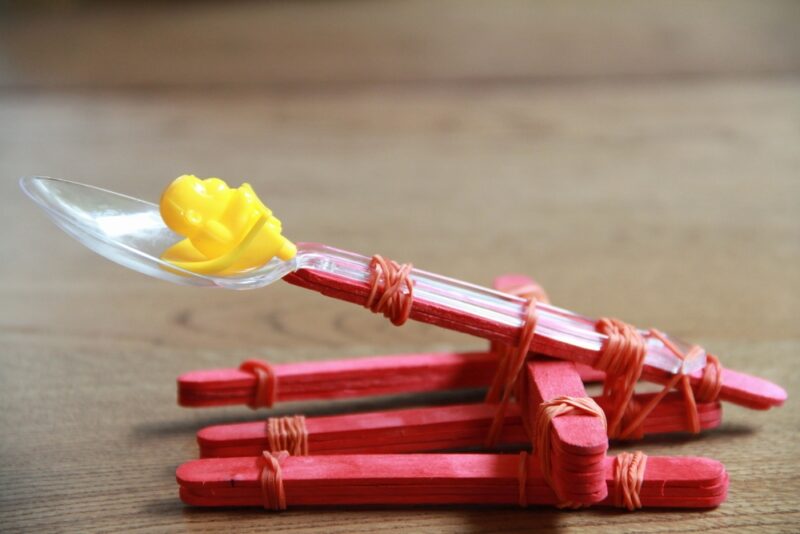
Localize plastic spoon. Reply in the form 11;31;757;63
19;175;719;378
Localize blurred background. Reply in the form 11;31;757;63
1;1;799;532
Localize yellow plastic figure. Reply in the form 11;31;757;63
159;175;296;275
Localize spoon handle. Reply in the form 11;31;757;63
290;243;704;374
283;253;652;374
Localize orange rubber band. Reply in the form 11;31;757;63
613;451;647;511
594;318;647;439
267;415;309;456
534;395;607;508
484;298;538;446
696;354;723;403
518;451;529;508
646;329;703;435
365;255;414;326
596;320;723;440
258;450;289;511
618;397;645;440
240;359;277;409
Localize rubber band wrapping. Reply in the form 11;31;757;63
534;395;607;508
596;320;724;440
484;298;538;447
258;450;289;510
267;416;309;456
617;397;646;440
240;359;277;409
696;354;723;403
613;451;647;511
365;255;414;326
594;318;647;438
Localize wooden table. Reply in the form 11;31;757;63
1;2;798;531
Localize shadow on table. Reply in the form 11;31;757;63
145;497;722;532
141;496;724;533
170;502;565;533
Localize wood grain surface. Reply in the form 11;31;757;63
1;1;798;532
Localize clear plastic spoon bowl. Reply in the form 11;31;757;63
20;176;300;289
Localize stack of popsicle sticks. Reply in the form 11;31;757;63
178;352;604;408
176;453;728;509
196;392;722;458
173;269;787;512
516;358;609;506
178;346;781;411
179;348;727;510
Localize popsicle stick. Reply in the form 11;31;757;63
643;364;785;410
197;391;721;458
519;358;609;505
283;268;592;360
179;352;497;407
176;453;727;509
198;403;523;458
177;352;778;413
178;351;604;408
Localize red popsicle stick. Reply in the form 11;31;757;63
178;351;604;408
519;358;609;505
283;267;587;359
642;364;784;411
179;352;497;407
283;266;786;409
197;392;721;458
176;452;728;509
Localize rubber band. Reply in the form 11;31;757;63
645;330;703;434
258;450;289;511
594;318;647;439
517;451;529;508
484;283;544;444
613;451;647;511
534;395;607;508
696;354;723;403
267;415;308;456
484;298;538;447
365;255;414;326
239;359;277;409
596;321;720;439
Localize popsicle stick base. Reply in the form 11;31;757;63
177;453;728;509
